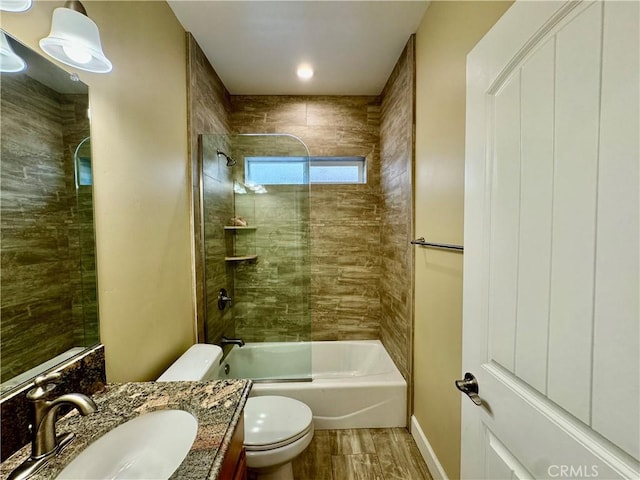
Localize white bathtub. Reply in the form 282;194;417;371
218;340;407;429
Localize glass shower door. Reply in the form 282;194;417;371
200;133;311;382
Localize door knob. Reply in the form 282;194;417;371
455;372;482;406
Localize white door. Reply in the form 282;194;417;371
462;1;639;479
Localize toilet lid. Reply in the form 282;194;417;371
244;396;313;450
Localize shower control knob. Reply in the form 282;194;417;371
217;288;232;310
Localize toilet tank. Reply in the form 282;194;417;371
157;344;223;382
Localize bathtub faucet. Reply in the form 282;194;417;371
221;336;245;348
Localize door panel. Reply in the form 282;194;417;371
486;431;533;480
591;1;640;458
480;364;635;479
489;72;521;374
463;0;639;477
515;38;554;395
547;2;602;424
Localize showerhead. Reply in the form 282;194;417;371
216;149;236;167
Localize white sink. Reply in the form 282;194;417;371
57;409;198;480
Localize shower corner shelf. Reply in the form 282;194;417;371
224;225;257;261
225;255;258;262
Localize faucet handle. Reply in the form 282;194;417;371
34;372;62;386
27;372;62;401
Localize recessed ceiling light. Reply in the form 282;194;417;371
296;64;314;80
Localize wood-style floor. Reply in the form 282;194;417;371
291;428;433;480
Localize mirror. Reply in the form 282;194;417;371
0;30;99;395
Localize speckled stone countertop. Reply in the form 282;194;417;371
0;379;252;480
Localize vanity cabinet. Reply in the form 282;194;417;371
233;451;247;480
219;414;247;480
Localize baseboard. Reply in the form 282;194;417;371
410;415;449;480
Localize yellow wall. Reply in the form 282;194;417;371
413;1;512;478
2;1;195;382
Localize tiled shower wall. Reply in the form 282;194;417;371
230;96;383;340
186;34;235;344
0;73;94;381
379;36;416;382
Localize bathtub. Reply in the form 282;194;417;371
218;340;407;429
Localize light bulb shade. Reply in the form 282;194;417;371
39;7;112;73
0;32;26;72
0;0;32;12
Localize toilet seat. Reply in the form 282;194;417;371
245;423;314;451
244;396;313;451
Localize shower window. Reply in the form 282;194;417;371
245;156;366;185
245;156;308;185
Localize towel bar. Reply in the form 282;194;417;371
410;237;464;252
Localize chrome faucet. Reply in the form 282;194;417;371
8;372;98;480
221;336;245;347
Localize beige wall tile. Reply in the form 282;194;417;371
230;96;382;342
379;37;416;425
187;35;234;345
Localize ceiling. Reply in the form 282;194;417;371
167;1;430;96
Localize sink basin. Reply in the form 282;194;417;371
57;409;198;480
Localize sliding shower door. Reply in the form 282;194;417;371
200;134;311;381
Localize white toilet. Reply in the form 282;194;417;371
243;395;314;480
157;344;314;480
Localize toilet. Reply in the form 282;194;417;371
157;344;314;480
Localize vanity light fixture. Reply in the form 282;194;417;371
296;64;314;81
0;0;32;12
0;31;26;73
39;0;112;73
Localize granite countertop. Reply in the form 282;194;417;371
0;379;252;480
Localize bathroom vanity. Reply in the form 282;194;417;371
0;379;251;480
